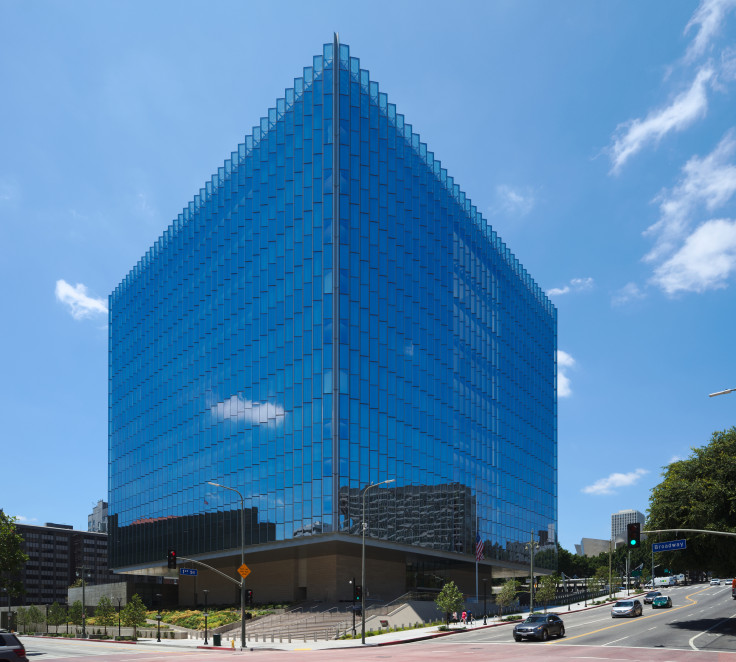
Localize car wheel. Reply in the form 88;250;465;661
514;635;522;642
558;626;565;638
540;628;549;641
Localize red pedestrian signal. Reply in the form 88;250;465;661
167;549;177;569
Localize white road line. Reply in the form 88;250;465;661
689;611;736;650
603;634;631;646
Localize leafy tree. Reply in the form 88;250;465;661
69;600;84;631
648;427;736;575
536;575;558;611
15;607;29;633
121;594;147;639
495;578;520;616
48;602;66;633
0;512;29;598
556;543;595;578
96;596;116;635
26;605;44;632
434;581;464;627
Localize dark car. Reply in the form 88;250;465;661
513;613;565;641
0;632;27;662
652;595;672;608
611;599;643;618
644;590;662;604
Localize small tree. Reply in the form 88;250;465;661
48;602;66;633
15;607;29;633
536;575;558;612
96;596;115;635
435;581;465;627
26;605;44;632
496;578;520;617
69;600;84;632
121;594;147;639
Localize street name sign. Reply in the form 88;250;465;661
179;568;198;576
652;539;686;552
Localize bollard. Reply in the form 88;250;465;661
288;632;291;643
279;634;282;643
231;638;235;649
271;633;274;643
313;632;317;642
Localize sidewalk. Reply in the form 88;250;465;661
130;589;639;652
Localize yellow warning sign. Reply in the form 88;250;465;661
237;563;251;579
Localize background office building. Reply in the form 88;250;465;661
8;521;110;607
611;509;646;544
108;38;557;604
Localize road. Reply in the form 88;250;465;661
454;582;736;653
17;583;736;661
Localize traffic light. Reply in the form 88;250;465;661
167;549;177;569
627;523;641;548
354;585;363;602
246;589;253;605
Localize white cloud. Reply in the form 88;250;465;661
557;350;575;398
210;393;286;424
582;469;649;495
651;218;736;294
55;280;108;320
720;45;736;81
493;184;536;216
684;0;736;63
609;66;714;173
644;130;736;263
548;277;594;296
611;282;646;307
15;515;38;523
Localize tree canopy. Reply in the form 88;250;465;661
0;511;29;596
435;581;464;626
647;426;736;575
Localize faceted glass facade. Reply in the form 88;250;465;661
109;39;557;573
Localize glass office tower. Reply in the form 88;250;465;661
109;37;557;602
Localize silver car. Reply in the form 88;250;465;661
611;599;642;618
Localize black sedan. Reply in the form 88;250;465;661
513;613;565;641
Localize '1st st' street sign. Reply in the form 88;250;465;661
652;539;687;552
179;568;198;576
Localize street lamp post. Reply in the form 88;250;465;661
482;578;488;624
76;567;90;637
361;478;395;645
203;589;209;646
525;531;539;614
349;578;356;636
116;598;122;639
207;481;246;649
155;593;162;642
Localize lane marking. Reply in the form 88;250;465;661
603;634;631;646
689;611;736;651
547;586;709;644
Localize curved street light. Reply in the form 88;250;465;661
207;481;246;649
709;388;736;397
361;478;395;645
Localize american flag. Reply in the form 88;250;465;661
475;532;484;561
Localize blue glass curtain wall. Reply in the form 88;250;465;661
108;39;557;570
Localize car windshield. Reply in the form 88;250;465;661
526;615;547;623
646;591;659;596
615;601;633;607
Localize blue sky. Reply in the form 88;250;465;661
2;1;735;555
